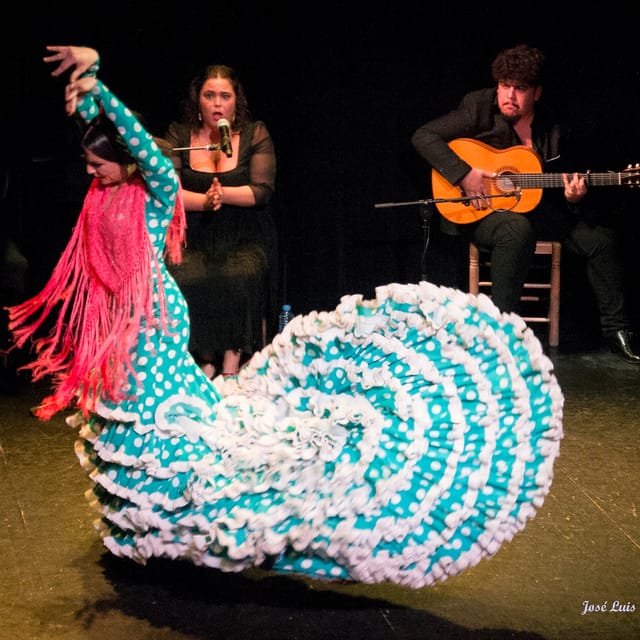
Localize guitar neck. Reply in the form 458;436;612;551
507;172;626;189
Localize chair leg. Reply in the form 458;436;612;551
548;242;561;347
469;243;480;295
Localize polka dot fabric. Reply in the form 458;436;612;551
74;278;563;588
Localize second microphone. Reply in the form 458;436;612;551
217;118;233;157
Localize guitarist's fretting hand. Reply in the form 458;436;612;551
460;168;497;210
562;172;587;204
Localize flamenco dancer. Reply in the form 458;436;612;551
6;46;564;589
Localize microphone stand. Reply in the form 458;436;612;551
172;143;233;158
374;192;521;281
172;144;224;151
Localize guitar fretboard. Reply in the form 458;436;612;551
495;172;626;189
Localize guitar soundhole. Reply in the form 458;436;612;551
495;172;517;192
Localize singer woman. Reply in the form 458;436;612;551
164;65;278;378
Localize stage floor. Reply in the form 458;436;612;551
1;347;638;640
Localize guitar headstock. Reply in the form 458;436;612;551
623;163;640;187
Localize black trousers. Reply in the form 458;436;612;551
470;210;629;337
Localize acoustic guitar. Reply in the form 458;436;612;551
431;138;640;224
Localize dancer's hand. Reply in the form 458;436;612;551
44;45;98;80
43;46;99;115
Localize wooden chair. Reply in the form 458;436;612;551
469;241;562;347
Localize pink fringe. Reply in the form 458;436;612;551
6;177;171;420
165;183;186;265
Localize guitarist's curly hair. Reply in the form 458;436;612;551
491;45;545;87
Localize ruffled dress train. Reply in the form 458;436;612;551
70;280;563;589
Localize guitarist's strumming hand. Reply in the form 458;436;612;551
562;172;587;204
460;168;498;210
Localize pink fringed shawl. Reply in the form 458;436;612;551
7;174;185;420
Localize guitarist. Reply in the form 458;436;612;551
411;44;639;364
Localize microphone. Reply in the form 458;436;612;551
217;118;233;157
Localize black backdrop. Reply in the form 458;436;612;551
5;3;640;337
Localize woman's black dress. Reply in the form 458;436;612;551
166;121;278;363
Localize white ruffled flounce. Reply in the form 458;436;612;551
71;281;563;588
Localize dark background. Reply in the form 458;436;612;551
4;2;640;345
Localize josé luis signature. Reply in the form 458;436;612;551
581;600;636;615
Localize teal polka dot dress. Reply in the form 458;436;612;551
68;78;564;589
